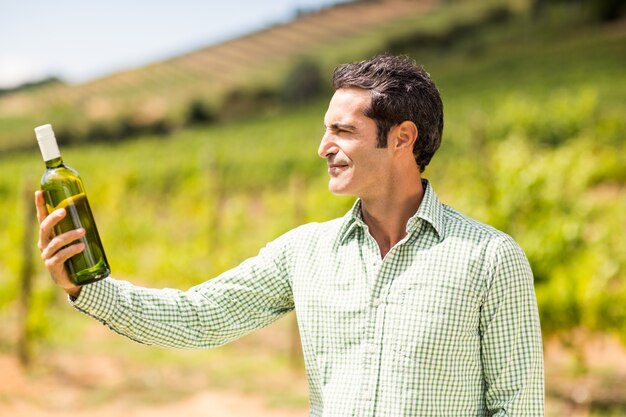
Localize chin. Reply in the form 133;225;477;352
328;182;354;196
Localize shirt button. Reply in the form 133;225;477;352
362;393;372;401
366;343;377;354
372;297;381;307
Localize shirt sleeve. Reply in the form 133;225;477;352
480;235;545;416
70;231;295;349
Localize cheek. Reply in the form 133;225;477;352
358;154;391;180
360;154;381;171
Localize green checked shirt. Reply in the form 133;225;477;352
73;180;544;416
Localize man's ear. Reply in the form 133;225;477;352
392;121;418;150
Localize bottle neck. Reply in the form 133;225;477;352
45;156;64;169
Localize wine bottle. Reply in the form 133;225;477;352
35;124;110;285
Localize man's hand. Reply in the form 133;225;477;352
35;190;82;298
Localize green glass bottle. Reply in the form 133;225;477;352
35;124;110;285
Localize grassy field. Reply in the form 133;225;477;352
1;1;625;415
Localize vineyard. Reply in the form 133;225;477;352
1;0;626;415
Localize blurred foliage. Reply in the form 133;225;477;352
423;85;625;342
0;76;65;97
280;58;326;105
185;99;217;126
386;3;514;54
532;0;626;22
219;86;280;122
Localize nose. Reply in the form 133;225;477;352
318;132;338;159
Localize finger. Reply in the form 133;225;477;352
41;228;86;261
44;242;85;275
34;191;48;224
38;208;67;251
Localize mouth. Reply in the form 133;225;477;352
327;163;349;175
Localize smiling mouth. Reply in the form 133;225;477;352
327;164;349;175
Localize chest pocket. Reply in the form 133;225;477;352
298;271;370;359
388;277;480;361
317;286;368;354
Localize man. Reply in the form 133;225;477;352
37;54;544;416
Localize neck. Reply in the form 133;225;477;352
360;175;424;259
45;156;64;169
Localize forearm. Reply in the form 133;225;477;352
72;276;290;349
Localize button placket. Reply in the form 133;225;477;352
355;257;392;417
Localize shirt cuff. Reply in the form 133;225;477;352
69;277;120;321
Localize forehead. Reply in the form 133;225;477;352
324;88;372;125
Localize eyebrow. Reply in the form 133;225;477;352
326;122;357;131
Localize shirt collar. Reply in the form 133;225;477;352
333;199;365;249
334;179;445;248
409;179;445;240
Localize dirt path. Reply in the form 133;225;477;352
0;352;308;417
3;390;307;417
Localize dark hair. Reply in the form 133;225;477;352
332;54;443;172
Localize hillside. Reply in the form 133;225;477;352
1;1;626;415
0;0;437;152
